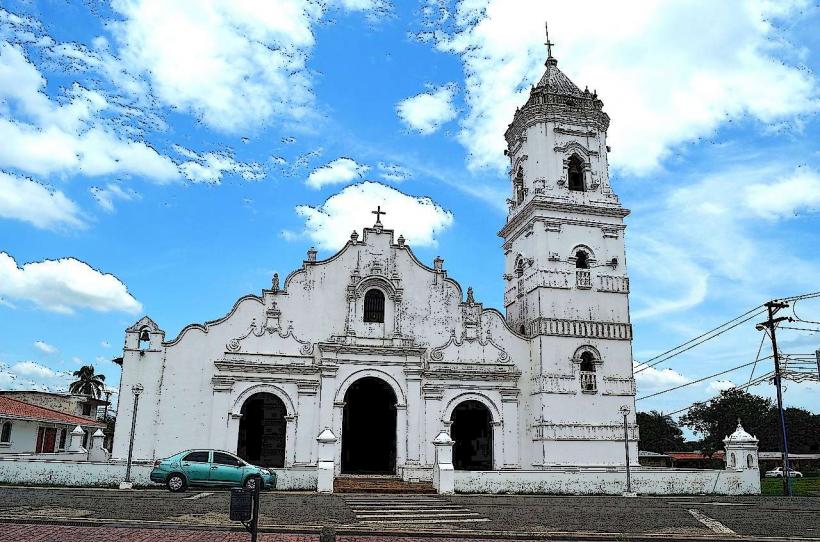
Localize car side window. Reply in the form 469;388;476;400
213;452;242;467
182;451;209;463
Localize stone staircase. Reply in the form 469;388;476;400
333;475;436;494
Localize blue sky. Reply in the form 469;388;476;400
0;1;818;432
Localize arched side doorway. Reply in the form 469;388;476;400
237;392;287;468
450;400;493;470
341;377;397;474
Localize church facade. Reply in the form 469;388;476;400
114;47;642;488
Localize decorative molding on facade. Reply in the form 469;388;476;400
553;141;598;158
601;226;620;239
214;360;320;375
318;341;425;358
601;377;636;396
424;365;522;382
430;328;510;364
531;374;576;395
530;317;632;340
226;319;314;356
499;204;628;242
597;275;629;294
532;422;639;442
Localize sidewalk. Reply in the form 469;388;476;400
0;523;317;542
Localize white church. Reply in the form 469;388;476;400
113;44;760;495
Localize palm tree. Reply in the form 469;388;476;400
69;365;106;398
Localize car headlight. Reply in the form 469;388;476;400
259;469;270;475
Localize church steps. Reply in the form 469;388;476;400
333;476;436;494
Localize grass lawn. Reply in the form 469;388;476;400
761;477;820;496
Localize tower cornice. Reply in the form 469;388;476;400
497;197;629;240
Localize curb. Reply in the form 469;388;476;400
0;516;816;542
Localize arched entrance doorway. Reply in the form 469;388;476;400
450;400;493;470
237;392;287;468
341;377;396;474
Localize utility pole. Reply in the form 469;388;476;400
757;300;793;496
815;349;819;382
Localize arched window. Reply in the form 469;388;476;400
579;351;597;392
0;421;11;443
514;167;525;204
730;452;736;468
363;289;385;323
514;256;525;278
568;155;584;192
580;351;595;372
575;250;589;269
519;324;526;335
747;454;754;468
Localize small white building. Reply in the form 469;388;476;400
112;44;759;495
0;395;105;454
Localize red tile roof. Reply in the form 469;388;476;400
0;395;105;428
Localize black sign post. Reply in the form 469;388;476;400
230;479;261;541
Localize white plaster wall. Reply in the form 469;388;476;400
454;468;761;495
0;420;39;454
0;458;154;486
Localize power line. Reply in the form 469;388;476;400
747;333;767;386
634;308;765;374
661;372;775;417
636;357;771;401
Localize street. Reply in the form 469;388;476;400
0;487;818;541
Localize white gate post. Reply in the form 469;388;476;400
432;431;455;494
316;428;337;493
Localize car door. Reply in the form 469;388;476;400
180;451;211;484
211;452;246;486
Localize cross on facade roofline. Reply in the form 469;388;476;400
372;205;386;226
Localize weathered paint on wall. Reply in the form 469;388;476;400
453;467;761;495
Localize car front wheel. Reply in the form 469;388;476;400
167;473;187;492
244;476;262;490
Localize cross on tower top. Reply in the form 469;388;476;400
544;21;555;59
372;205;386;226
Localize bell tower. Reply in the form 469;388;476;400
499;26;637;467
500;27;629;336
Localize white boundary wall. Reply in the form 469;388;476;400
454;467;760;495
0;458;318;490
0;458;153;486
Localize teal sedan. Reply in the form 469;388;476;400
150;450;277;492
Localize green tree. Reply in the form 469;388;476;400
68;365;106;398
637;410;686;453
781;408;820;454
680;388;776;455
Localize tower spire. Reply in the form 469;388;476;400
544;21;557;66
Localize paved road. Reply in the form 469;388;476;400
0;487;818;540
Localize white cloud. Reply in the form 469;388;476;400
33;341;57;354
396;83;457;135
634;362;689;393
11;360;58;379
110;0;325;133
708;380;737;393
378;162;412;182
421;1;818;173
0;251;142;314
89;183;140;212
295;181;454;250
0;360;71;392
0;41;180;182
0;171;85;230
175;145;265;184
306;157;369;189
743;167;820;220
101;341;111;348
